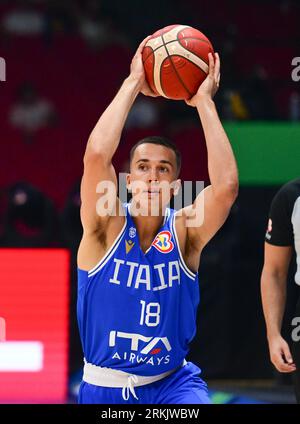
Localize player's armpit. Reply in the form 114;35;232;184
80;151;120;233
184;184;237;250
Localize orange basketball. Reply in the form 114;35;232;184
142;24;214;100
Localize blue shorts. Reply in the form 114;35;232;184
78;361;211;404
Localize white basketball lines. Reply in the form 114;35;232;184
160;25;190;43
145;25;208;97
165;40;208;73
149;45;168;97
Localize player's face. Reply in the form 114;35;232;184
127;143;180;214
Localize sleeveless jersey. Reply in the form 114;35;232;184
77;203;200;376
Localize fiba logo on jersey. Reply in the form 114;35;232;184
152;231;174;253
129;227;136;238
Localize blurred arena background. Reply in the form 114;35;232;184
0;0;299;404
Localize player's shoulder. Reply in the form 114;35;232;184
278;177;300;195
271;178;300;208
77;209;126;271
168;206;190;243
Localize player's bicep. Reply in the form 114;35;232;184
80;152;118;232
185;185;234;249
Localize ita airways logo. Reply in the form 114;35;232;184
152;231;174;253
109;331;172;366
109;331;171;354
150;348;161;354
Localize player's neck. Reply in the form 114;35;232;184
131;209;167;240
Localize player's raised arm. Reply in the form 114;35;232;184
80;36;158;233
184;52;239;249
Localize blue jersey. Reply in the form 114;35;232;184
77;203;200;376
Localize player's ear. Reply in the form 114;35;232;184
173;179;181;196
126;173;132;192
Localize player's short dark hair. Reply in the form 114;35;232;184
129;136;181;176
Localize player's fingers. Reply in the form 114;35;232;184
214;52;220;80
215;72;221;90
275;362;296;373
137;35;151;53
271;350;296;372
132;36;151;63
147;90;159;97
282;343;294;365
208;52;214;77
141;85;159;97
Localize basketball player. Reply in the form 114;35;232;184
77;36;238;404
261;178;300;403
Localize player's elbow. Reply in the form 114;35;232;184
261;264;288;284
228;180;239;201
215;180;239;206
83;147;109;167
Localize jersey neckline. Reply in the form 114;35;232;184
127;202;170;256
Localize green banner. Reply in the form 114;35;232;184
224;122;300;184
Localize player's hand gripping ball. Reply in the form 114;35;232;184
142;24;214;100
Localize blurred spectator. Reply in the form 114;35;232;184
61;180;82;249
101;0;176;47
44;0;78;42
1;0;44;37
1;182;58;247
9;82;58;143
241;65;278;120
76;0;127;51
222;90;250;120
125;97;160;129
